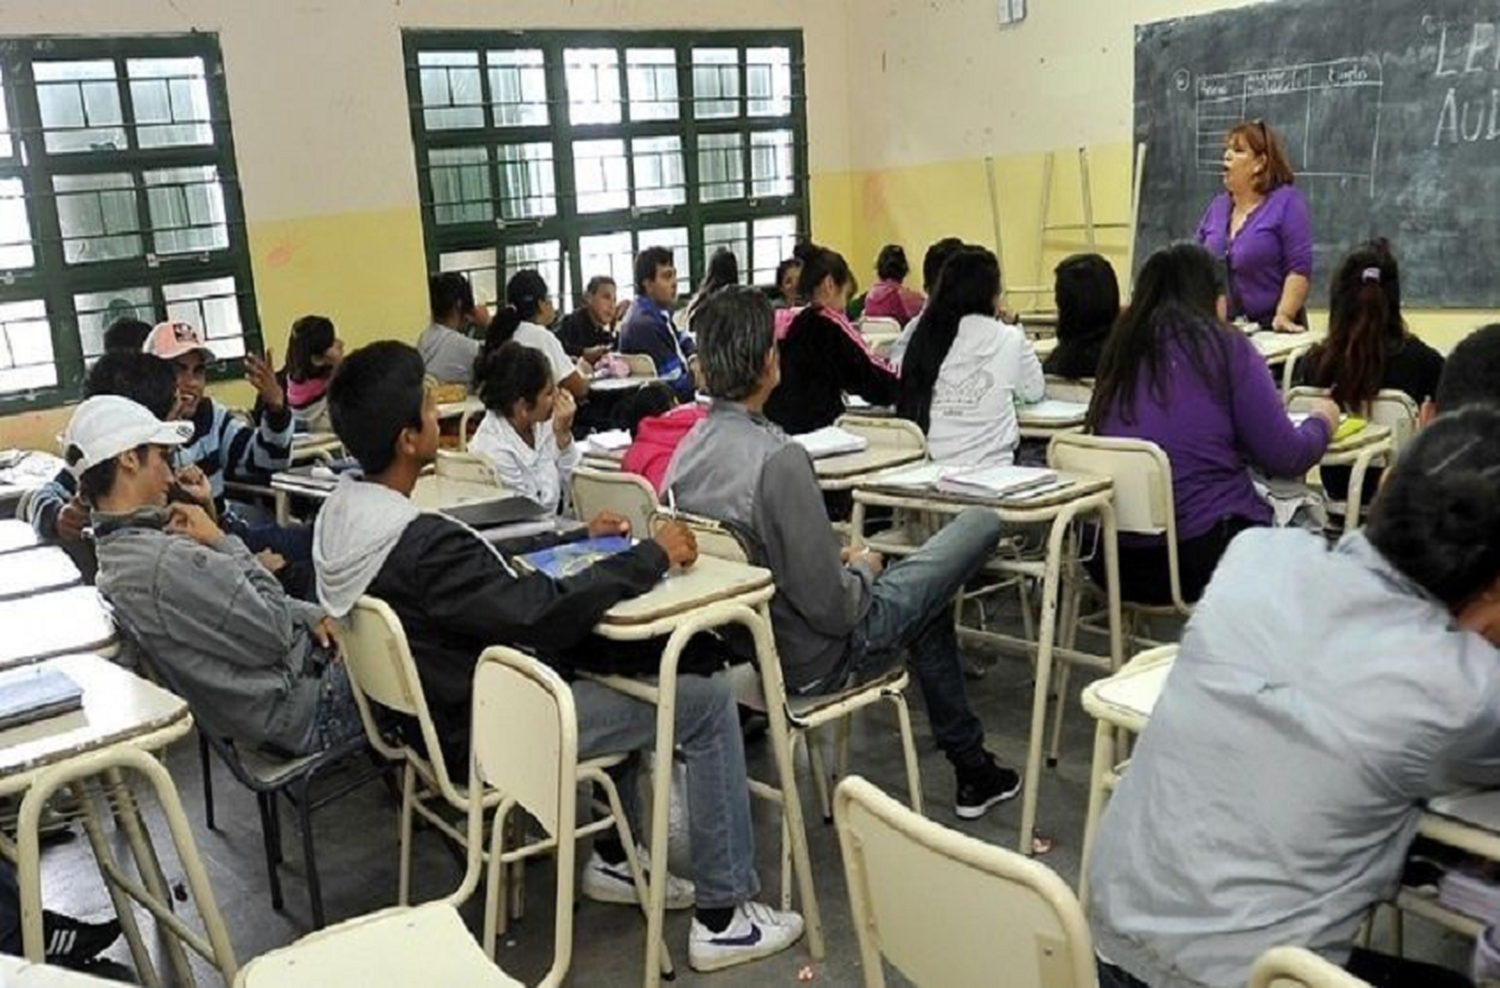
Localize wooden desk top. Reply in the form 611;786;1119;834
590;375;660;393
597;554;774;633
290;433;344;463
0;587;115;669
1251;327;1326;362
0;653;190;787
0;519;40;555
436;396;485;420
411;474;511;512
0;546;82;601
813;445;925;481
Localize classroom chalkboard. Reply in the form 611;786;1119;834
1134;0;1500;307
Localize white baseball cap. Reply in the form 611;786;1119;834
62;395;195;476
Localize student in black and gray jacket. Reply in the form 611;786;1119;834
666;286;1022;821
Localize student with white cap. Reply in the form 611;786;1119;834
67;394;360;757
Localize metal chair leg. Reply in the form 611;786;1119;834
199;733;216;831
294;777;326;929
257;791;285;911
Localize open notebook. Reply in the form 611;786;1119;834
793;426;869;459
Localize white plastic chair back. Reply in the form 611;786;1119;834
648;510;752;566
572;467;660;534
836;413;928;455
436;450;501;487
859;316;902;338
1043;376;1094;404
471;648;574;840
1286;386;1420;453
620;353;657;378
835;776;1094;988
1048;434;1174;536
1248;946;1371;988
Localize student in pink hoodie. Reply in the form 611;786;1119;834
620;383;707;494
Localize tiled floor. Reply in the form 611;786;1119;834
34;625;1477;986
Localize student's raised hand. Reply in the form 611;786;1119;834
588;511;631;538
552;388;577;438
165;502;224;547
1307;398;1341;433
652;520;698;569
56;497;89;543
245;350;285;412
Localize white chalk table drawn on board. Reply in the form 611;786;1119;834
1189;56;1384;195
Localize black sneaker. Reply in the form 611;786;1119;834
953;753;1023;820
42;910;122;968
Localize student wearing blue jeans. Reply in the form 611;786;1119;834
313;340;804;974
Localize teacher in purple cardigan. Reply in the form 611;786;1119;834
1195;119;1312;334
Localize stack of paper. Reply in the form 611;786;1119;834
937;465;1061;498
1439;865;1500;921
793;426;869;459
871;463;947;489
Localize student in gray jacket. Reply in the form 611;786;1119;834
1089;407;1500;988
666;286;1021;821
63;395;360;757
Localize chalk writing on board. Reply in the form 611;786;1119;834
1428;16;1500;146
1192;56;1384;195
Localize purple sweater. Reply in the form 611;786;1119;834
1196;184;1312;325
1096;327;1331;541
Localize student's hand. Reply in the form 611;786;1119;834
1271;312;1306;334
583;345;609;364
175;466;213;509
165;502;224;547
311;616;340;655
254;549;286;574
588;511;631;538
1307;398;1341;432
846;547;884;577
245;350;285;411
552;389;577;439
56;497;89;543
652;521;698;569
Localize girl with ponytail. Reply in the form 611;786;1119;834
475;269;590;400
1295;239;1445;501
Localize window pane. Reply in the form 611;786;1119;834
564;48;621;126
703;222;748;277
573;139;629;214
36;60;127;153
501;241;566;307
752;215;799;285
0;179;34;270
128;57;213;147
496;142;556;220
0;69;12;158
439;249;498;309
487;50;548;127
626;49;678;122
697;132;744;202
631;136;685;208
75;287;153;359
418;51;484;130
429;147;493;225
746;47;792;117
55;173;143;264
579;231;635;298
692;48;739;120
145;165;229;255
0;300;56;394
637;228;690;296
750;130;796;198
164;276;243;358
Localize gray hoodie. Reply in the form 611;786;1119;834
94;515;331;754
313;475;423;619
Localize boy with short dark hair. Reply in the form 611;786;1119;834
557;275;619;361
620;247;697;402
314;341;804;972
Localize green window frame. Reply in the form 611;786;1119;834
0;33;260;414
402;29;809;313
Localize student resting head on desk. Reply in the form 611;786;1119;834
619;381;706;495
896;245;1044;467
1085;242;1338;606
314;341;805;972
1089;404;1500;988
667;285;1023;820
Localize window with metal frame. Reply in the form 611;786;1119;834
404;30;807;315
0;35;260;413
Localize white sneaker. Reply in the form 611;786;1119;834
689;901;806;972
581;848;695;910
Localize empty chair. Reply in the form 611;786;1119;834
834;775;1094;987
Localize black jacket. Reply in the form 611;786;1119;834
556;307;615;358
367;514;669;755
764;305;900;435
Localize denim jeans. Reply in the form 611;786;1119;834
835;508;1005;758
300;663;364;756
571;671;757;910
